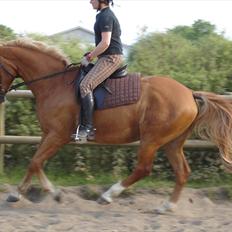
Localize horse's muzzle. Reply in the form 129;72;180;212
0;92;5;103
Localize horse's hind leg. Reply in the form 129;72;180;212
99;142;158;204
155;132;191;214
7;133;66;202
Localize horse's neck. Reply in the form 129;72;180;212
13;48;66;97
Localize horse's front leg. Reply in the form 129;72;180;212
7;133;66;202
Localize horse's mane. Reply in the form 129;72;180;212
1;38;70;65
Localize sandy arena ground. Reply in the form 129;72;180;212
0;184;232;232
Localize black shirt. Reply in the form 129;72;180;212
94;7;123;56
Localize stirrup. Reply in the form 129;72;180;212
86;127;96;141
72;125;95;142
72;125;88;142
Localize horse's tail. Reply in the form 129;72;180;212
193;91;232;172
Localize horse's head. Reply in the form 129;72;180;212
0;38;72;101
0;53;18;103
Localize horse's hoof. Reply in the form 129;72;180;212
6;192;21;202
97;196;111;205
53;190;62;203
154;208;167;215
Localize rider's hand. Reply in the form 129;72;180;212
81;52;93;67
81;56;90;67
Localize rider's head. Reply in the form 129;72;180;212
90;0;114;11
99;0;114;5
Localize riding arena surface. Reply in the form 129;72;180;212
0;185;232;232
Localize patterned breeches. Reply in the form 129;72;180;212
80;54;123;98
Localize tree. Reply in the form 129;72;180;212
169;19;217;41
0;24;16;41
128;32;202;88
127;21;232;92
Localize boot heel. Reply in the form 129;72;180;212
87;128;96;141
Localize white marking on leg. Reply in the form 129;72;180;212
38;170;56;194
18;176;32;194
74;125;81;141
155;201;177;214
39;171;61;201
101;182;126;203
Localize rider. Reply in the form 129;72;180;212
77;0;123;141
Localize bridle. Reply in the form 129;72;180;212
9;63;80;91
0;63;16;79
0;62;16;102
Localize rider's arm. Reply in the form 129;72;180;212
88;31;111;60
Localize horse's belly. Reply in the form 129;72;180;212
94;108;140;144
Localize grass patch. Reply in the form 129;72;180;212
1;169;232;191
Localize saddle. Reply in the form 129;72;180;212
75;64;141;110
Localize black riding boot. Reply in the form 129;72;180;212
79;92;96;141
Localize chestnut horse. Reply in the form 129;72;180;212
1;39;232;213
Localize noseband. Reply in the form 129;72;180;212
0;63;16;103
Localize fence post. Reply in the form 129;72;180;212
0;102;5;174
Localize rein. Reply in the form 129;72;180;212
9;62;80;91
0;63;16;79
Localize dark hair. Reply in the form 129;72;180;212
99;0;114;6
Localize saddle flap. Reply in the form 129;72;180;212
96;72;141;110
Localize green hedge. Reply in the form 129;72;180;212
4;144;230;183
